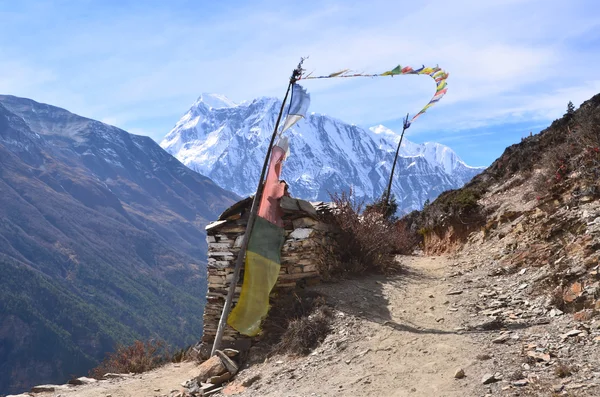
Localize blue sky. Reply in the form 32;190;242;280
1;0;599;166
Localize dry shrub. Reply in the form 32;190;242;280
532;108;600;198
274;306;333;356
391;220;420;255
316;190;410;279
364;193;398;220
407;187;486;242
554;361;574;378
170;345;194;363
89;339;170;378
260;291;333;357
509;369;525;381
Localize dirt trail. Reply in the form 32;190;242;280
226;255;495;397
30;362;199;397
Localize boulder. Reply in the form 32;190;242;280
215;350;239;375
196;355;227;383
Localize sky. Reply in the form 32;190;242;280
1;0;599;167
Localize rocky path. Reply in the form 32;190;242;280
223;254;600;396
223;255;498;396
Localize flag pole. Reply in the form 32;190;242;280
384;113;410;211
211;60;304;356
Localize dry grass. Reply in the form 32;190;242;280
531;109;600;198
409;98;600;246
89;339;170;378
259;291;334;357
273;306;333;356
554;361;574;378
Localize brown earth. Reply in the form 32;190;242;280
23;362;198;397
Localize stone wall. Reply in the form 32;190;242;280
199;196;335;356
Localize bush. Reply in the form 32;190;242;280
531;104;600;198
391;220;420;255
408;186;486;236
171;345;194;363
554;361;574;378
316;190;413;279
89;339;170;378
273;306;333;355
259;291;333;357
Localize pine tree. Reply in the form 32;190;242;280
566;101;575;117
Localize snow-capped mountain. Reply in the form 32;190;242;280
161;93;485;213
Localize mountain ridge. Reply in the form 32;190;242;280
161;93;484;212
0;94;239;395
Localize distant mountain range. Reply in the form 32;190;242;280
0;95;238;395
161;94;484;213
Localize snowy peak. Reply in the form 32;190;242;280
415;141;485;174
162;95;484;212
420;142;462;175
369;125;424;157
368;125;484;175
196;93;237;109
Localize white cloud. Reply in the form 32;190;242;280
1;0;599;157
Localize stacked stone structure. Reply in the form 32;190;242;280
199;196;335;356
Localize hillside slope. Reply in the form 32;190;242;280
411;93;600;255
0;95;238;395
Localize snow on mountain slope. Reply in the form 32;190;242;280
161;94;485;213
369;125;483;175
196;93;238;109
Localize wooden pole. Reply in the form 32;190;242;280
384;113;410;210
211;69;299;356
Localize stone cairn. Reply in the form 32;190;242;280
199;196;336;357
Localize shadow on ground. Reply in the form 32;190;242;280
309;259;545;337
308;261;430;327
